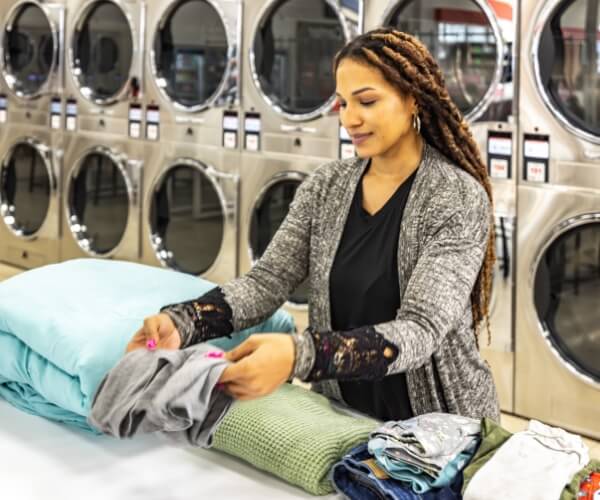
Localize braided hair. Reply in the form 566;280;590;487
334;28;496;344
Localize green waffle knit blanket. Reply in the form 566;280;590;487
211;383;379;495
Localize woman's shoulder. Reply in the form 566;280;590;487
300;156;365;195
423;145;490;212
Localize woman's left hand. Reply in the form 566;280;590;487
219;334;295;401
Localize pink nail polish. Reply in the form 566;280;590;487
216;383;225;390
206;351;224;359
146;339;157;350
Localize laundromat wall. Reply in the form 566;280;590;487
0;0;599;439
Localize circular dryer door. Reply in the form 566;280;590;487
385;0;503;121
153;0;229;111
0;140;52;237
533;218;600;387
72;0;134;103
2;2;55;97
535;0;600;141
252;0;347;120
150;162;225;275
249;174;309;306
67;150;131;255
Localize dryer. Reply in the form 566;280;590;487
144;0;242;149
0;0;65;128
516;0;600;438
238;151;325;310
60;129;144;262
241;0;362;159
140;141;239;284
364;0;518;412
64;0;144;136
0;122;61;269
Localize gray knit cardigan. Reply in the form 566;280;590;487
165;143;500;422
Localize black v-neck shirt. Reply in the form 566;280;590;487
329;166;417;421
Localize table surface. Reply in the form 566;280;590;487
0;400;341;500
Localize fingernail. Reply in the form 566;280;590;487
205;351;224;359
216;383;225;390
146;339;157;350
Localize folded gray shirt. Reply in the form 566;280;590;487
88;344;233;447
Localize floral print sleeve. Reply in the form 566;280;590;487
160;287;234;348
291;326;399;382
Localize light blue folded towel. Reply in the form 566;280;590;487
0;259;295;431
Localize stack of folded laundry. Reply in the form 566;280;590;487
332;412;480;499
461;418;598;500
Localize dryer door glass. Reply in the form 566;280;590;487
153;0;228;109
3;3;54;96
68;153;129;254
533;222;600;383
0;142;50;236
150;165;225;275
538;0;600;136
388;0;500;118
253;0;346;115
73;1;133;101
250;178;309;305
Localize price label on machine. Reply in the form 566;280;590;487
0;95;7;124
65;99;77;132
523;133;550;183
50;97;62;130
244;112;261;151
223;110;239;149
146;105;160;141
487;131;512;179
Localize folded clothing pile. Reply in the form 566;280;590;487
368;413;480;493
0;259;294;431
462;418;597;500
331;412;480;499
211;383;380;496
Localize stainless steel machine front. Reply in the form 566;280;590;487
242;0;362;159
0;122;62;268
0;0;65;127
140;140;239;284
64;0;144;134
145;0;242;148
516;0;600;438
60;131;144;262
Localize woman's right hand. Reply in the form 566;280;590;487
125;313;182;353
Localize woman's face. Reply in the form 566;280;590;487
335;58;416;158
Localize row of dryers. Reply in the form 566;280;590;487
0;0;598;440
0;0;515;298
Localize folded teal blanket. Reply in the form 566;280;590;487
0;259;294;431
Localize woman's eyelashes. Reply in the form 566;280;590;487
338;100;377;108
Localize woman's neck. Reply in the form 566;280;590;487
369;132;424;181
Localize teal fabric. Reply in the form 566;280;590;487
0;259;295;431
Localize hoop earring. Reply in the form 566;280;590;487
412;113;421;133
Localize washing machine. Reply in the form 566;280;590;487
60;128;144;263
363;0;518;411
140;140;239;284
0;0;65;128
515;0;600;438
237;151;327;311
64;0;144;135
0;122;62;269
241;0;362;159
144;0;242;150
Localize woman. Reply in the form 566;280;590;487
127;28;500;421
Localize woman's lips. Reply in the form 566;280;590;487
351;133;372;146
